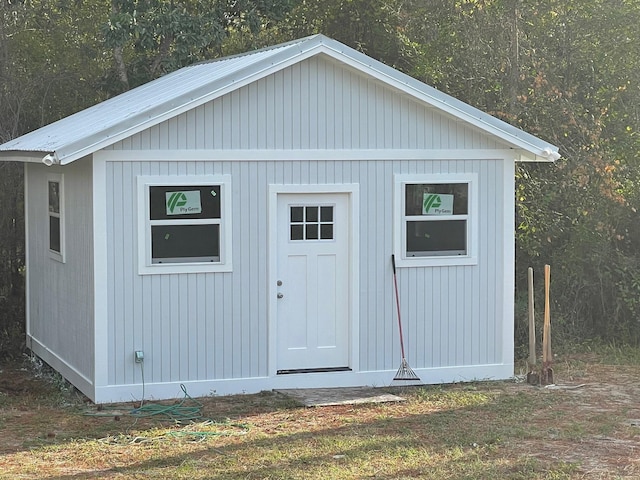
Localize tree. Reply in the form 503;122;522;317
102;0;294;92
278;0;407;70
398;0;640;344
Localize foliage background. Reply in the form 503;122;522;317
1;0;639;360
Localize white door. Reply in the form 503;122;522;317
275;193;350;373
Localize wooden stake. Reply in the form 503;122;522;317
541;264;554;384
543;264;551;362
528;267;536;368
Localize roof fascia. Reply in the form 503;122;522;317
0;151;51;164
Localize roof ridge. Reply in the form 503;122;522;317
192;34;323;67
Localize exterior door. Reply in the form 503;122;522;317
275;192;350;373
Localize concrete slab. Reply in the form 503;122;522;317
274;386;405;407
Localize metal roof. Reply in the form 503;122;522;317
0;34;560;165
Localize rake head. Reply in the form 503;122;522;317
393;358;421;381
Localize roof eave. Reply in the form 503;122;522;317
0;151;55;164
0;34;560;165
49;37;330;164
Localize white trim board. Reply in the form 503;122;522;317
95;149;520;163
393;173;479;268
24;164;32;348
93;155;109;388
136;174;233;275
93;363;514;403
29;336;95;401
267;184;361;378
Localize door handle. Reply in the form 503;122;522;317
277;293;284;299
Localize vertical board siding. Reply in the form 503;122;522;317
109;56;503;152
26;162;94;379
102;53;509;386
106;157;504;385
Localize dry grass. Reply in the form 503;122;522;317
1;351;640;479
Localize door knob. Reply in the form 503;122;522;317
277;293;284;299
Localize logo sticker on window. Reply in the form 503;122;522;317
165;191;202;215
422;193;454;215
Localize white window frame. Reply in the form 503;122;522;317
47;173;65;263
393;173;478;267
137;175;232;275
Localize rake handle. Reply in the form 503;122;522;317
391;255;407;359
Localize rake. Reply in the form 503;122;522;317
391;255;421;381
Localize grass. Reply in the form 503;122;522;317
1;349;640;479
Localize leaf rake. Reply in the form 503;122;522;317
391;255;421;382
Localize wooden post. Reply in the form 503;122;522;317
541;264;554;384
526;267;539;385
528;267;536;368
544;264;552;362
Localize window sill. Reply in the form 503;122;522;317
49;250;65;264
393;254;478;268
138;261;232;275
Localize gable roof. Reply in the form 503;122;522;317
0;34;559;165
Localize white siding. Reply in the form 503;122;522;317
99;54;510;389
26;161;94;381
105;157;504;386
109;56;505;152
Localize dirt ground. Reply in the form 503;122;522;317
1;355;640;478
518;359;640;478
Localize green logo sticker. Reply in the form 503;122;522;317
166;191;202;215
422;193;454;215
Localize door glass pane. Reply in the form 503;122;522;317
291;206;303;222
305;206;318;222
320;206;333;222
290;224;303;240
306;224;318;240
321;224;333;239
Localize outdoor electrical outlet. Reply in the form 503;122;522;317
134;350;144;363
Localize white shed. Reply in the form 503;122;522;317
0;35;559;403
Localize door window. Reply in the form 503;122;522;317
289;205;334;241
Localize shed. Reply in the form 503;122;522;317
0;35;559;403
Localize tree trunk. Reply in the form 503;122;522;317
111;1;129;90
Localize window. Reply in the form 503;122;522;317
138;175;232;274
394;174;477;267
290;205;334;241
48;174;65;262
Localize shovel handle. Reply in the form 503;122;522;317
543;264;551;363
391;254;397;274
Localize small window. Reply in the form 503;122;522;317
138;176;232;274
290;205;334;241
405;183;468;256
395;174;477;267
48;175;65;262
